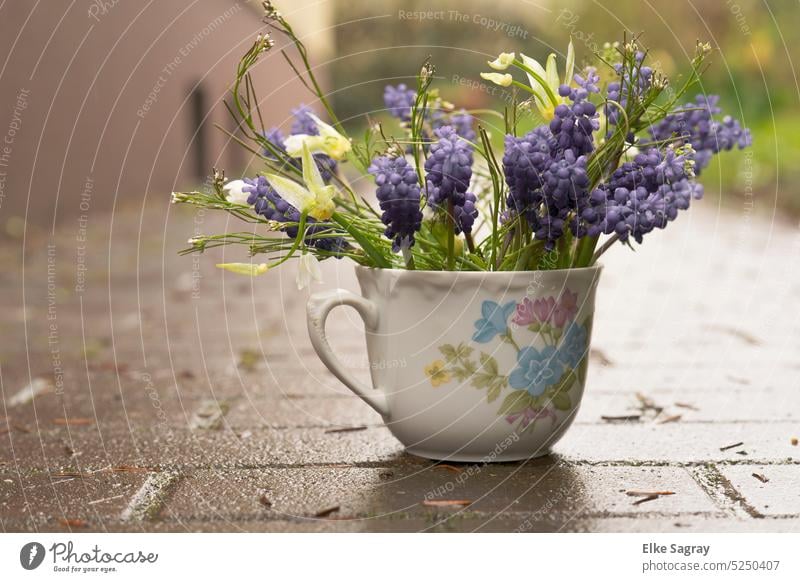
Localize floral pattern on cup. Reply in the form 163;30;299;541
424;289;590;432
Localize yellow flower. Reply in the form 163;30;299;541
424;360;452;387
216;262;269;276
480;72;513;87
487;52;515;71
264;142;336;221
283;113;351;160
519;40;575;120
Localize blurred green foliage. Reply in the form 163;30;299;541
323;0;798;212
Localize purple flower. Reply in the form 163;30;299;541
367;155;423;251
550;85;598;157
647;95;751;174
242;176;347;254
425;125;474;209
445;109;476;142
290;104;319;135
578;147;700;243
503;127;554;214
605;51;653;130
384;84;416;122
262;117;337;183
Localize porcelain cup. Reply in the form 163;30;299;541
306;265;602;462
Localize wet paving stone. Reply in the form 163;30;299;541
2;206;800;531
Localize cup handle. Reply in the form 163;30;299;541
306;289;389;417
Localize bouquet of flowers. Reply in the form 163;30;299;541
173;2;751;288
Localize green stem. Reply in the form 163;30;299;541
331;212;391;269
503;331;521;352
447;199;456;271
572;236;599;268
265;212;307;269
512;60;559;108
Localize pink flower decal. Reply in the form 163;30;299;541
552;289;578;327
533;296;557;324
506;406;557;430
512;297;536;326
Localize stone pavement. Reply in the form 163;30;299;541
1;201;799;532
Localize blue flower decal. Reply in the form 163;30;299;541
555;322;588;369
508;345;564;396
472;300;516;343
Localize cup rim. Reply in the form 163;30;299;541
355;263;603;277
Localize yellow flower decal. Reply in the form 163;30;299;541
424;360;451;387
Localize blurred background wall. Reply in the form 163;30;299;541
0;0;330;228
0;0;796;232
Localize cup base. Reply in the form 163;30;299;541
404;446;553;464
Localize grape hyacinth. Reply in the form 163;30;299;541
261;107;337;183
536;151;590;247
290;104;319;135
424;125;480;235
242;176;347;254
424;125;473;208
443;109;476;142
605;51;653;128
384;84;476;142
502;127;554;214
367;156;424;251
550;84;599;157
455;191;479;235
647;94;751;174
579;147;701;243
384;84;417;122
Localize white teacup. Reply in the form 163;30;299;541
307;265;602;462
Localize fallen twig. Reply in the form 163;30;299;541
752;473;769;484
720;441;744;451
314;505;340;518
601;415;641;422
324;426;367;434
626;490;676;497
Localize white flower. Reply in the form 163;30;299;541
487;52;516;71
480;72;513;87
519;40;575;120
222;180;250;205
264;143;336;221
216;262;269;276
296;253;322;290
283;112;351;160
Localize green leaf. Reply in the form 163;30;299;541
498;391;533;415
438;344;457;362
452;366;472;382
547;367;576;398
487;381;503;403
552;392;572;411
455;343;474;360
479;352;498;375
471;373;493;389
